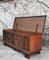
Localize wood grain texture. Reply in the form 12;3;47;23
13;16;46;33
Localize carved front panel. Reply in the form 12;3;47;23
14;34;29;51
14;35;24;49
5;33;14;44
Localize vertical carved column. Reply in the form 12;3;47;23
3;30;6;41
23;36;29;51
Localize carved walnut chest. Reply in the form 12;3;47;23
3;15;46;59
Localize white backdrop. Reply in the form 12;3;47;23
0;0;49;39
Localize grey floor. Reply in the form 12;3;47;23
0;41;49;60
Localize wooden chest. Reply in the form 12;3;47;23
3;15;46;59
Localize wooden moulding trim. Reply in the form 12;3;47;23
15;15;46;19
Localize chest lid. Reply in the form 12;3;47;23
13;15;46;33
